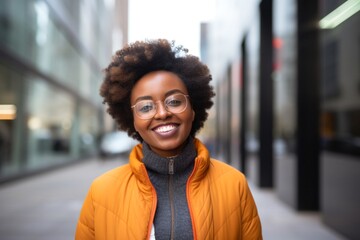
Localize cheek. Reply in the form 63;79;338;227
133;118;151;134
184;110;195;130
186;109;195;125
133;119;142;132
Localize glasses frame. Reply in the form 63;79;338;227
131;93;190;120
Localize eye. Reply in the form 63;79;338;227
166;97;183;107
137;102;155;113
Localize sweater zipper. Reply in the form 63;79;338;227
169;158;175;240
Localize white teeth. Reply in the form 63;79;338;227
155;125;176;133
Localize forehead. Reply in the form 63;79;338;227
131;71;188;102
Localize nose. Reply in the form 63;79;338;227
154;101;171;119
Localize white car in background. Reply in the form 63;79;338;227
99;131;137;158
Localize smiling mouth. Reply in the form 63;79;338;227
153;124;178;134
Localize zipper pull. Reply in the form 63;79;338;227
168;158;174;175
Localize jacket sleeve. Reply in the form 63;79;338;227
240;178;263;240
75;185;95;240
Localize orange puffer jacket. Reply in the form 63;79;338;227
75;138;262;240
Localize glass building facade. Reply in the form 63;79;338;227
0;0;127;182
206;0;359;238
320;0;360;157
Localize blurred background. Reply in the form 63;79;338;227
0;0;359;239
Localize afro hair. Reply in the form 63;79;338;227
100;39;215;141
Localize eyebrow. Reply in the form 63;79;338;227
134;89;186;103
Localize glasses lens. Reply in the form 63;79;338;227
133;94;188;119
135;101;156;119
165;94;187;113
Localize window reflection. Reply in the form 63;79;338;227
79;105;100;156
0;0;114;181
26;79;75;168
320;8;360;157
0;0;102;101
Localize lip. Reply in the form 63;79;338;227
152;123;179;137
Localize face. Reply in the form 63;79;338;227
130;71;195;157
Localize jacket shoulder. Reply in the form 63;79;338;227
94;164;132;183
209;159;262;238
206;159;252;197
90;164;133;200
208;159;246;182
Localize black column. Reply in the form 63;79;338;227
296;0;320;210
226;65;232;164
259;0;273;188
240;39;247;174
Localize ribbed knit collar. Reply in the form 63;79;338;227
142;138;197;175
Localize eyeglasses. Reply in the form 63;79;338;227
131;94;190;120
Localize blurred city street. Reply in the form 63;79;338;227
1;0;359;239
0;157;348;240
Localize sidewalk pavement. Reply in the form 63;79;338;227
0;158;126;240
0;157;348;240
250;183;348;240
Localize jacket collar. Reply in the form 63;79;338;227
142;138;196;175
129;138;210;185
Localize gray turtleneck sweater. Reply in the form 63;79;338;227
142;138;196;240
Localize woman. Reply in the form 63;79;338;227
75;39;262;240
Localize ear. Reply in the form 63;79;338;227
192;110;195;121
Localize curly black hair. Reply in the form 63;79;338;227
100;39;215;141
